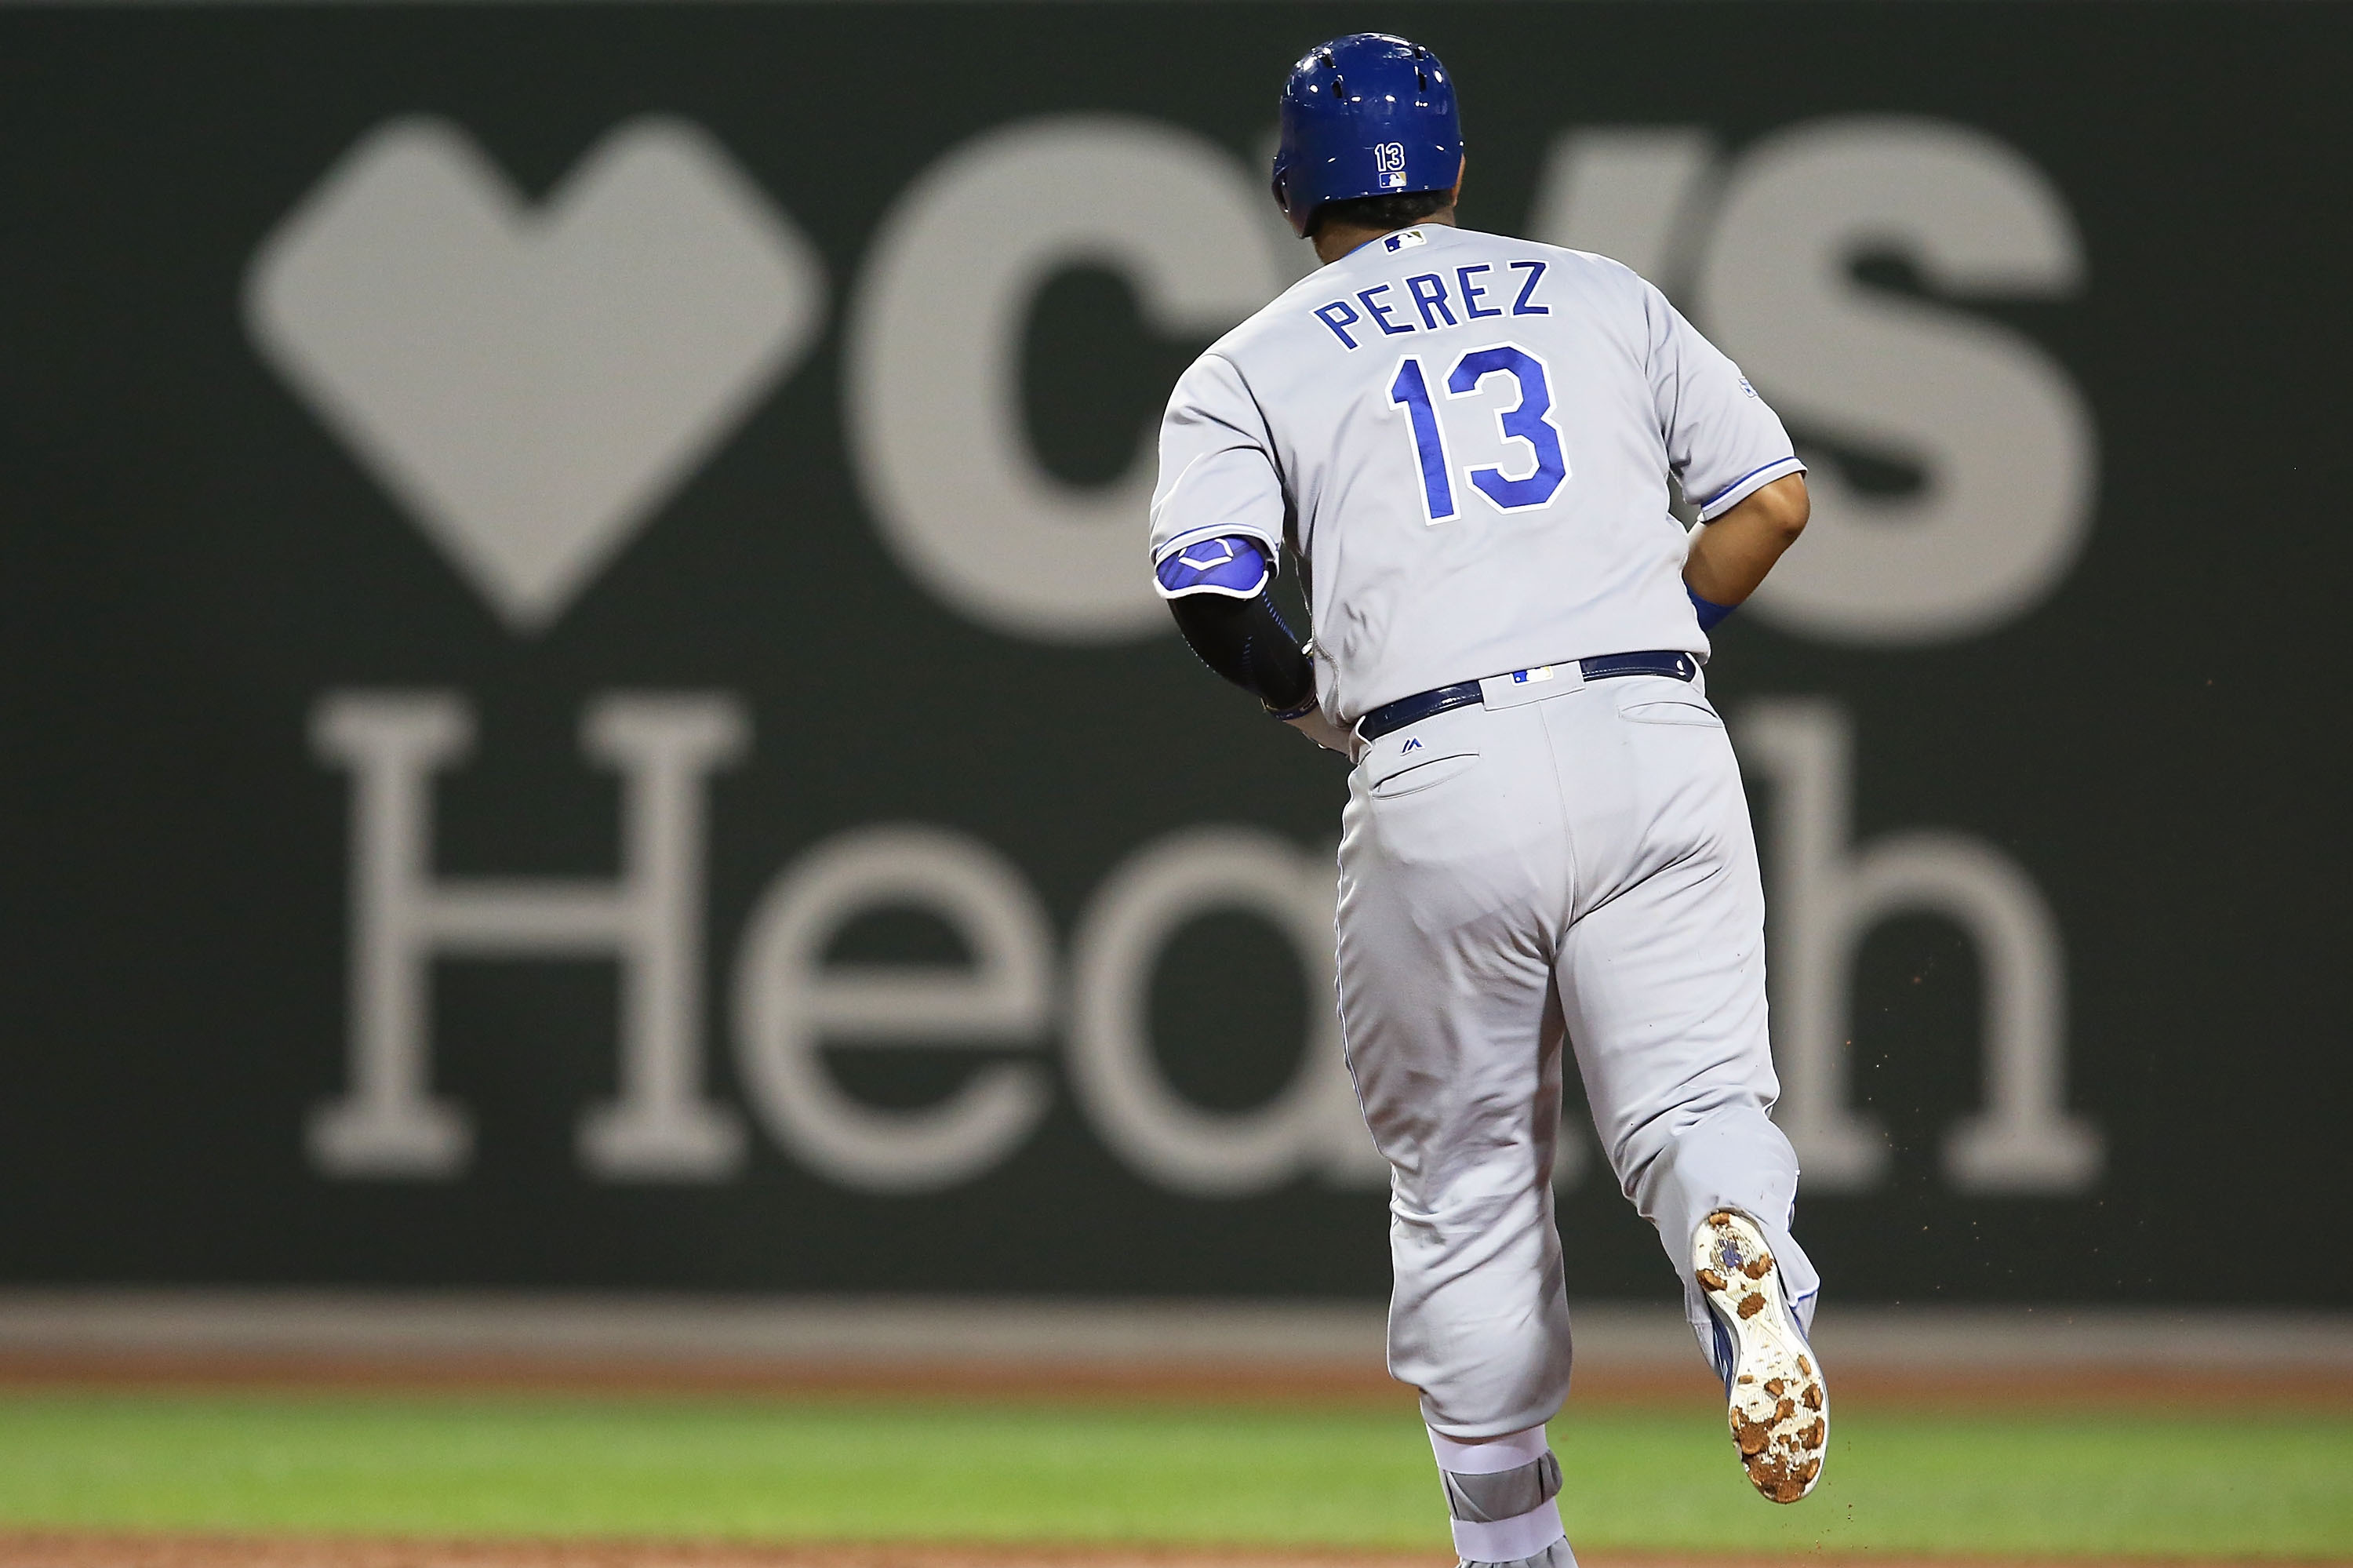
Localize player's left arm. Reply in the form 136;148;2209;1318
1157;540;1355;755
1150;353;1355;755
1684;473;1809;609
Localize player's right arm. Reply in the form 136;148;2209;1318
1642;280;1811;629
1149;354;1351;755
1685;473;1809;609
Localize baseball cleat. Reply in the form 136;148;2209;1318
1693;1209;1827;1504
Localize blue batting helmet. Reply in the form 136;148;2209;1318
1271;34;1463;236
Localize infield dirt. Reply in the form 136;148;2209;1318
2;1541;2329;1568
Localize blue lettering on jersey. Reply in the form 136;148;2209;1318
1322;261;1544;348
1457;264;1501;319
1509;260;1551;316
1357;284;1412;337
1449;344;1569;511
1406;273;1457;329
1314;300;1362;350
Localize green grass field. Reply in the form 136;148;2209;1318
0;1391;2347;1559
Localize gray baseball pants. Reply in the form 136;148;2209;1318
1334;667;1820;1439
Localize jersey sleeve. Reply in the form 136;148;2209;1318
1645;283;1806;521
1148;351;1287;569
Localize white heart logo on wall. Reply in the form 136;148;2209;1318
245;115;827;633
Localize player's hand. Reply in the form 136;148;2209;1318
1282;707;1358;759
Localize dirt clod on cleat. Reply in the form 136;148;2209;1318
1802;1384;1823;1410
1743;1256;1773;1279
1697;1267;1728;1292
1735;1421;1771;1457
1765;1377;1785;1395
1802;1418;1826;1450
1746;1450;1806;1504
1737;1293;1766;1319
1797;1356;1811;1376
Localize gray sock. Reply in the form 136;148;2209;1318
1462;1535;1580;1568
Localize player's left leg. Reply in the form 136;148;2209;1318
1335;698;1582;1566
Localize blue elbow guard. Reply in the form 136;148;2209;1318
1689;584;1737;632
1156;536;1272;598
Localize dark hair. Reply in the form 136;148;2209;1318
1307;187;1453;239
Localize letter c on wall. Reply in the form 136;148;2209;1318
845;117;1288;642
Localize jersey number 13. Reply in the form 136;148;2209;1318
1388;343;1570;525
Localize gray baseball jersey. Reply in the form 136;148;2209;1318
1148;224;1802;723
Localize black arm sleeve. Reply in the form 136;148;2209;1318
1167;588;1316;715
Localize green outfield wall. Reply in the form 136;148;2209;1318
0;0;2344;1304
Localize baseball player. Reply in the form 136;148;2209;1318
1148;34;1825;1566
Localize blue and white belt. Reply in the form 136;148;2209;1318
1355;650;1699;743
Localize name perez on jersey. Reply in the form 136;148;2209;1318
1313;243;1551;351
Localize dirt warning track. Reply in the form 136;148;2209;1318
0;1351;2345;1410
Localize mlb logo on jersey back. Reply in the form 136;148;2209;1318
1384;228;1428;253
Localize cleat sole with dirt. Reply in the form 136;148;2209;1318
1693;1209;1827;1504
